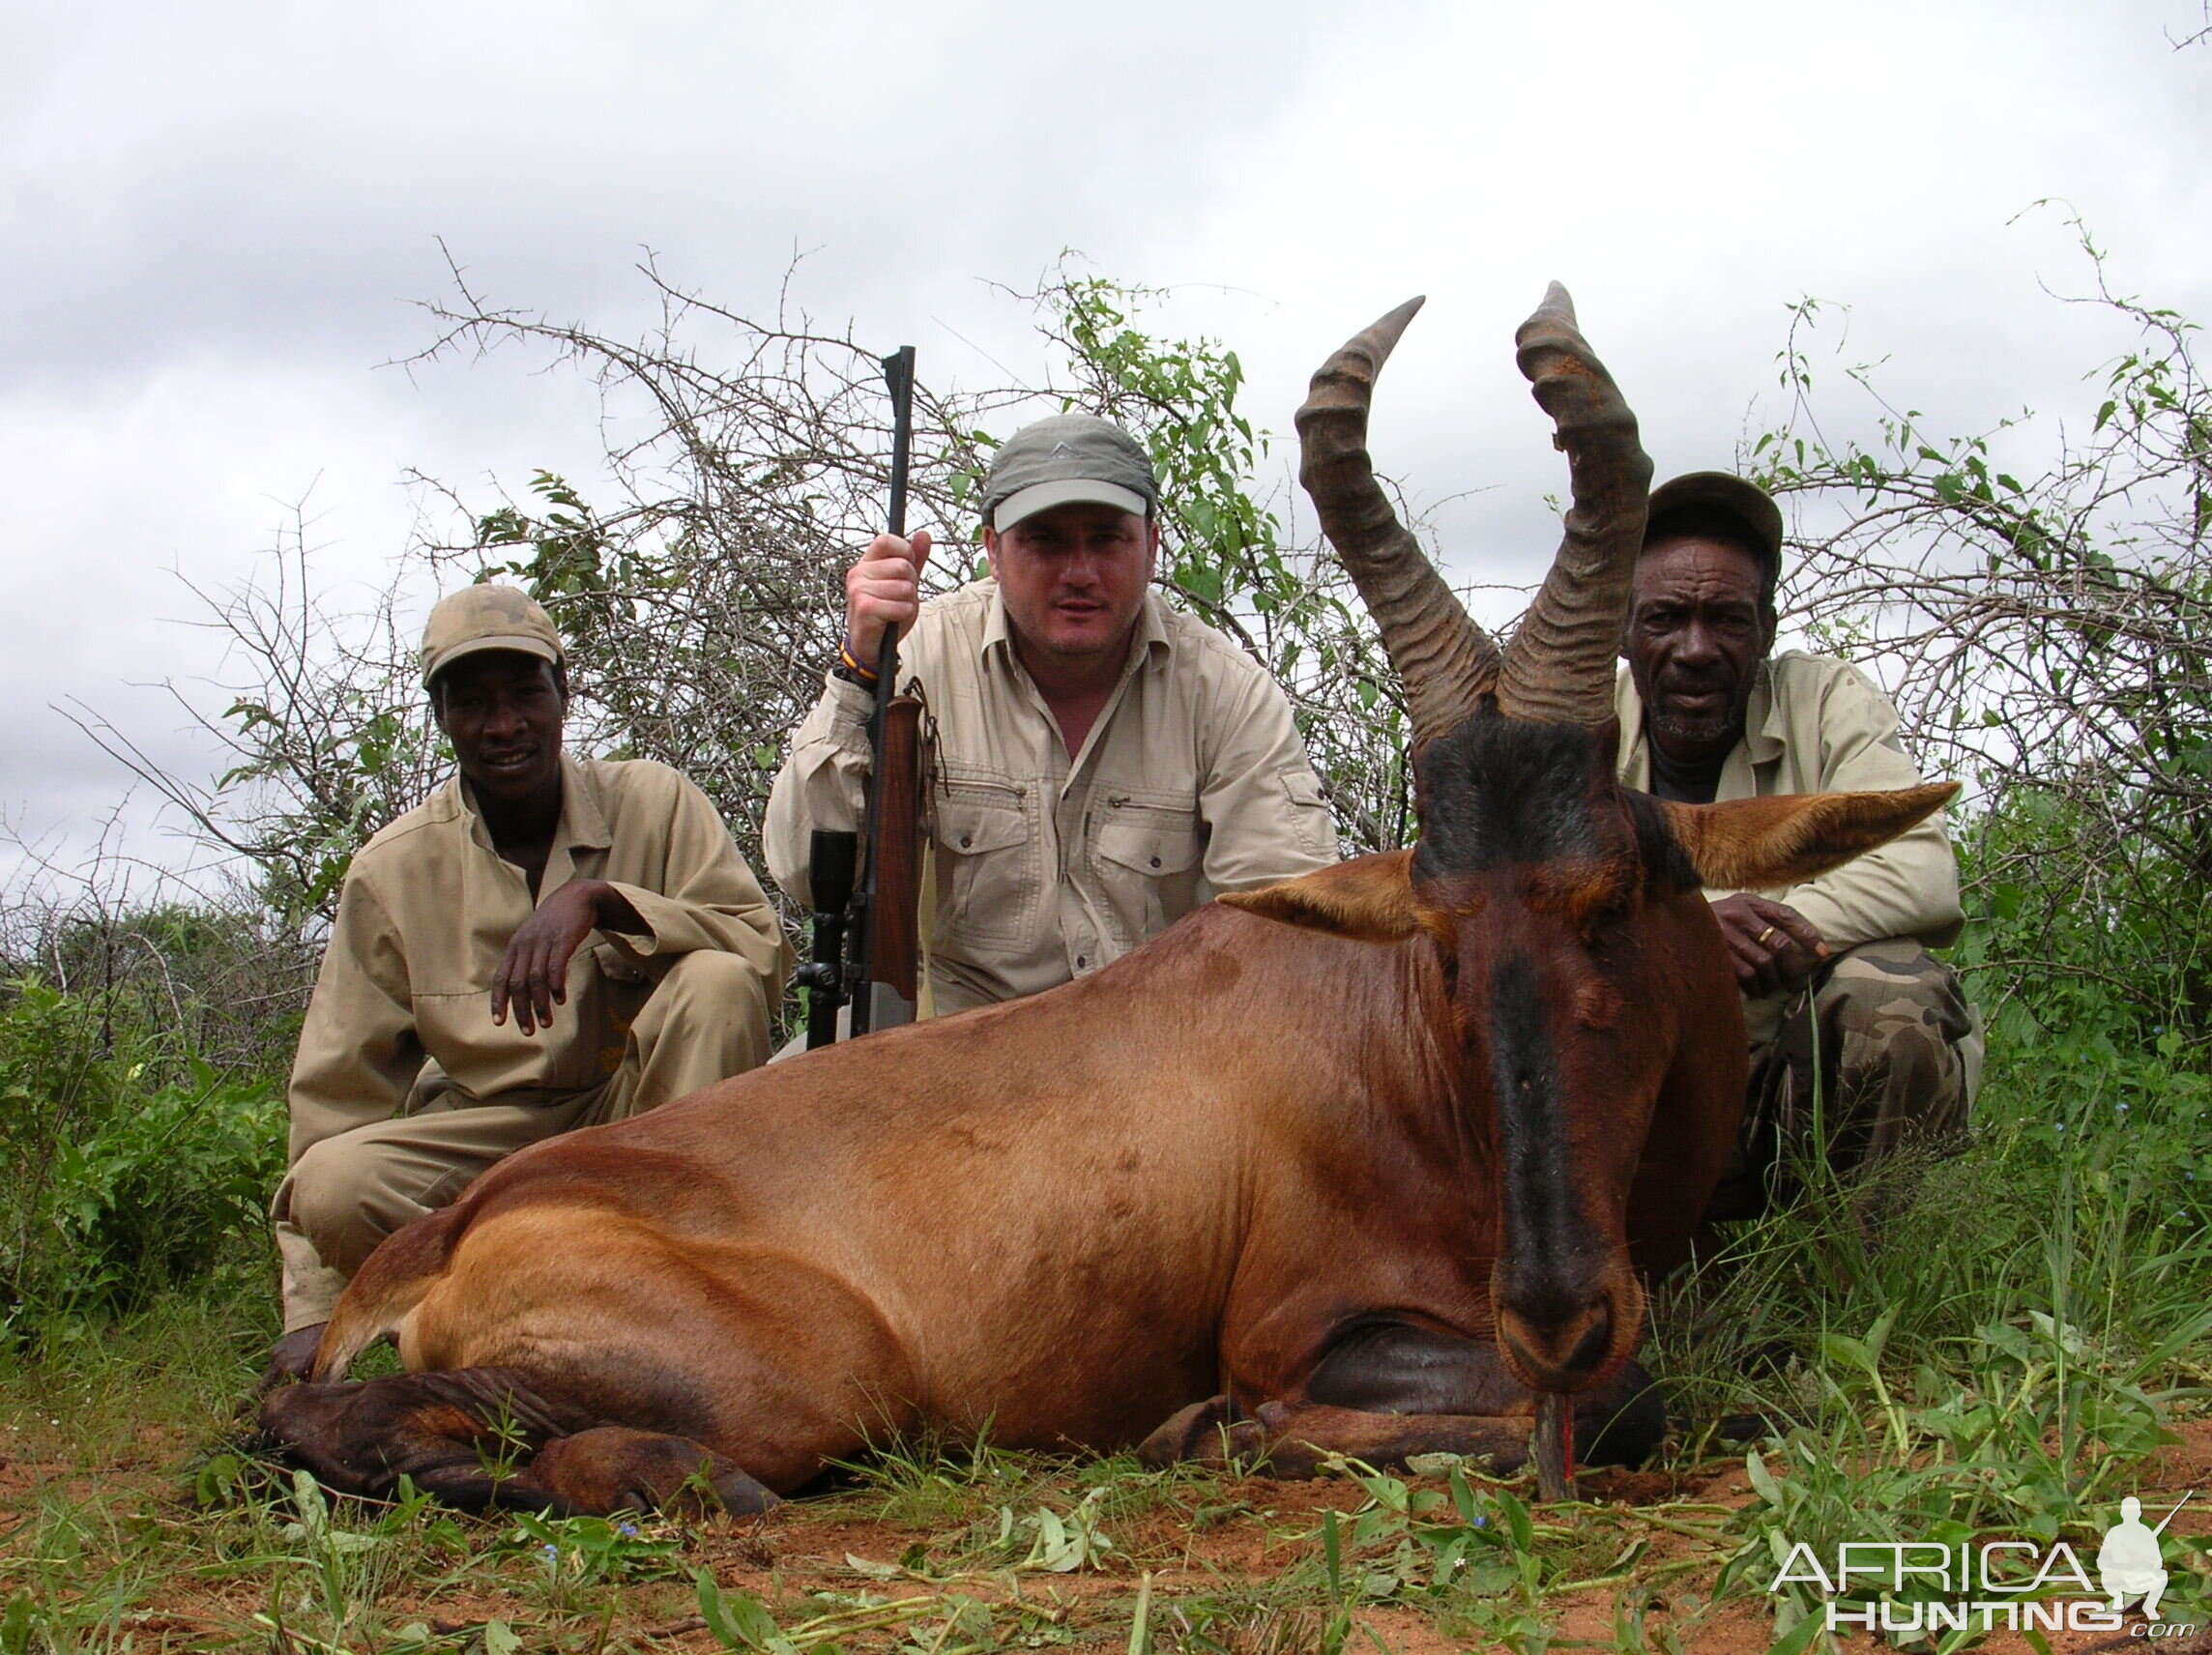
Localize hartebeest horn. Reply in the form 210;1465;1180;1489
1295;297;1502;751
1496;284;1653;725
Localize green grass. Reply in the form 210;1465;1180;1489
3;1033;2209;1654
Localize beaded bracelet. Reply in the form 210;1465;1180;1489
835;636;880;684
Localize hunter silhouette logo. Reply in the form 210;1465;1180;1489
2099;1495;2191;1620
1767;1491;2198;1637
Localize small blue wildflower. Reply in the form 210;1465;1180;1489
542;1543;559;1559
1474;1516;1488;1527
619;1523;640;1538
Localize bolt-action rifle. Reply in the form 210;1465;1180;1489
797;346;924;1046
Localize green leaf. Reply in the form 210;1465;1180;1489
1;1591;33;1655
1493;1487;1533;1553
1763;1603;1826;1655
696;1570;783;1651
1745;1449;1784;1508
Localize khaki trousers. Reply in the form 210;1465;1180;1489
272;949;771;1331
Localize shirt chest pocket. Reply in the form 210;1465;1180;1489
1092;806;1205;946
933;791;1037;948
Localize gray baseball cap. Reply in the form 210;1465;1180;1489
1645;472;1786;573
978;414;1158;531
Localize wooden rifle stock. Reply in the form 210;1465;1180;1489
866;694;922;1011
825;343;923;1040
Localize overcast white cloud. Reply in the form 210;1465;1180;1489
4;0;2208;875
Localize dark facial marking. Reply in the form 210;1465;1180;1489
1484;952;1596;1324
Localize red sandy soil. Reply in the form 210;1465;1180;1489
4;1419;2208;1652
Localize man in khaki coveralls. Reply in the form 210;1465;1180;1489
264;586;790;1379
1615;472;1981;1215
766;415;1338;1015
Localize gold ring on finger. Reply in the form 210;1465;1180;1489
1756;925;1777;946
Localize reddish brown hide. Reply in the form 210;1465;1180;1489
261;287;1958;1513
261;735;1951;1513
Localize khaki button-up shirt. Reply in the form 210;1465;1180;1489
1614;651;1965;950
287;756;790;1164
766;580;1339;1013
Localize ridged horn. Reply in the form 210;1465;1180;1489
1496;283;1653;724
1295;296;1500;751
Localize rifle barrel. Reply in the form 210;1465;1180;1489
849;344;919;1036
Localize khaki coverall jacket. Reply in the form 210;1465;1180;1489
765;579;1339;1014
1613;650;1965;950
276;756;789;1323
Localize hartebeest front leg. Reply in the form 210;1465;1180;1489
1134;1395;1532;1480
1249;1402;1535;1479
1146;1323;1667;1487
1134;1390;1640;1490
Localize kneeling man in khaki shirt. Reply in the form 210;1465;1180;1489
1615;473;1981;1214
264;586;790;1380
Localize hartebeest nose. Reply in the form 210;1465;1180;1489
1494;1290;1622;1392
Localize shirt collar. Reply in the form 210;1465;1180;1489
554;754;612;850
1742;657;1784;764
451;753;610;853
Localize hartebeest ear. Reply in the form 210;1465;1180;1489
1221;849;1417;941
1658;782;1960;892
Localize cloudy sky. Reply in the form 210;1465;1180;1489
5;0;2208;881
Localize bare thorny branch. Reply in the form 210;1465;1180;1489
112;252;1423;980
102;237;2212;1038
405;252;1422;866
1747;218;2212;1029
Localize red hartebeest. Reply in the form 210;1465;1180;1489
262;288;1953;1515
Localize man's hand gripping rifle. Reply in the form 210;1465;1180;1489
798;346;924;1046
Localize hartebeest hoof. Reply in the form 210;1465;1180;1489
1136;1395;1265;1469
529;1427;780;1517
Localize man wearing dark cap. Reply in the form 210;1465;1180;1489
766;414;1338;1015
1616;473;1981;1212
265;584;790;1379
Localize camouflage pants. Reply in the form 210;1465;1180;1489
1708;938;1983;1219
